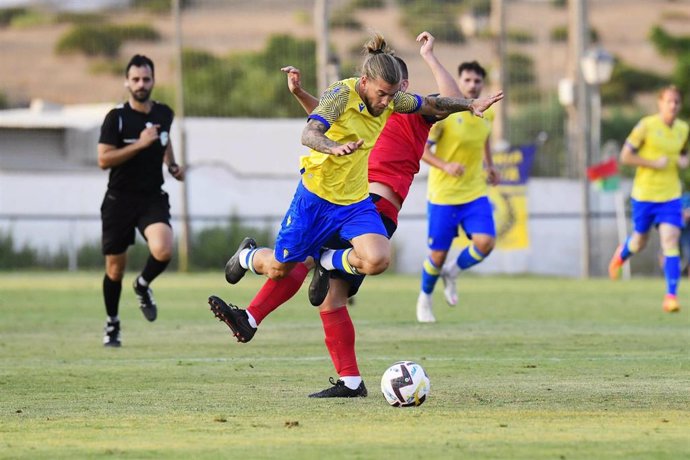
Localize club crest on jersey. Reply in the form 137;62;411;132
359;103;365;112
283;248;289;258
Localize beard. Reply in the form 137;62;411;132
363;98;386;117
130;88;151;103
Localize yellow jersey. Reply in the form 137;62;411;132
627;114;689;202
301;78;421;205
426;107;494;205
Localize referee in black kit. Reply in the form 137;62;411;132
97;54;184;347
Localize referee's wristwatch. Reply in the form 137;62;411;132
168;163;179;174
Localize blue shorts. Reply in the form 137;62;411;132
274;182;388;263
631;198;682;233
427;196;496;251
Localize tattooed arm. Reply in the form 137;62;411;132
301;119;364;156
418;91;504;118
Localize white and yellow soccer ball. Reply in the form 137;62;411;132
380;361;430;407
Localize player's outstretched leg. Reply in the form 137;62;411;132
208;295;256;343
308;377;368;398
225;237;257;284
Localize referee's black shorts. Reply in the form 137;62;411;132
101;189;171;255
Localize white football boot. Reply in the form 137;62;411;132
416;292;436;323
440;262;459;307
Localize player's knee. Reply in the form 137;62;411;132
106;266;125;281
266;264;290;280
475;238;495;256
362;253;390;275
149;243;173;262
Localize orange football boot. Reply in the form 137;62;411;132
662;294;680;313
608;245;624;280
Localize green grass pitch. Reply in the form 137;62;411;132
1;272;688;459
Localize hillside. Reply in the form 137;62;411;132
0;0;688;107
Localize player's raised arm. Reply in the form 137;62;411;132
281;66;319;114
417;31;461;98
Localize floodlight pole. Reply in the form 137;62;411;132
173;0;191;272
315;0;329;94
491;0;508;143
569;0;591;279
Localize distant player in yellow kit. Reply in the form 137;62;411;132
416;61;499;323
608;85;689;313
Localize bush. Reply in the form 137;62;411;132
0;230;38;269
550;25;568;42
9;9;52;28
55;11;106;24
55;23;160;58
189;216;274;270
0;215;275;271
0;7;26;27
55;25;122;57
506;52;536;85
600;60;668;104
108;24;160;42
330;7;362;30
350;0;385;8
507;29;535;44
131;0;193;13
399;0;464;43
158;34;317;118
548;25;599;43
601;109;644;156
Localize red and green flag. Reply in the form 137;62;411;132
587;157;619;192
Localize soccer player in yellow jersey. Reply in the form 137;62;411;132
209;33;503;398
608;85;689;313
416;61;499;323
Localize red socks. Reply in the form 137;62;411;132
320;307;359;377
246;262;309;325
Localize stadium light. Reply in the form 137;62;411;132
580;48;615;86
580;47;614;164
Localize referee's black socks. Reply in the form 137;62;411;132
139;255;170;285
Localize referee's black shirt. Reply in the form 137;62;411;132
99;101;174;194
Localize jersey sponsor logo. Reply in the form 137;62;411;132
359;103;365;112
286;215;292;227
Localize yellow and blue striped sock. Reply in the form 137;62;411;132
330;248;360;275
457;244;487;270
420;256;441;294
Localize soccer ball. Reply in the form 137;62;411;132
380;361;430;407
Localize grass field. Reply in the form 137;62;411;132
1;272;688;459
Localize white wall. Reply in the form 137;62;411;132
0;118;643;277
